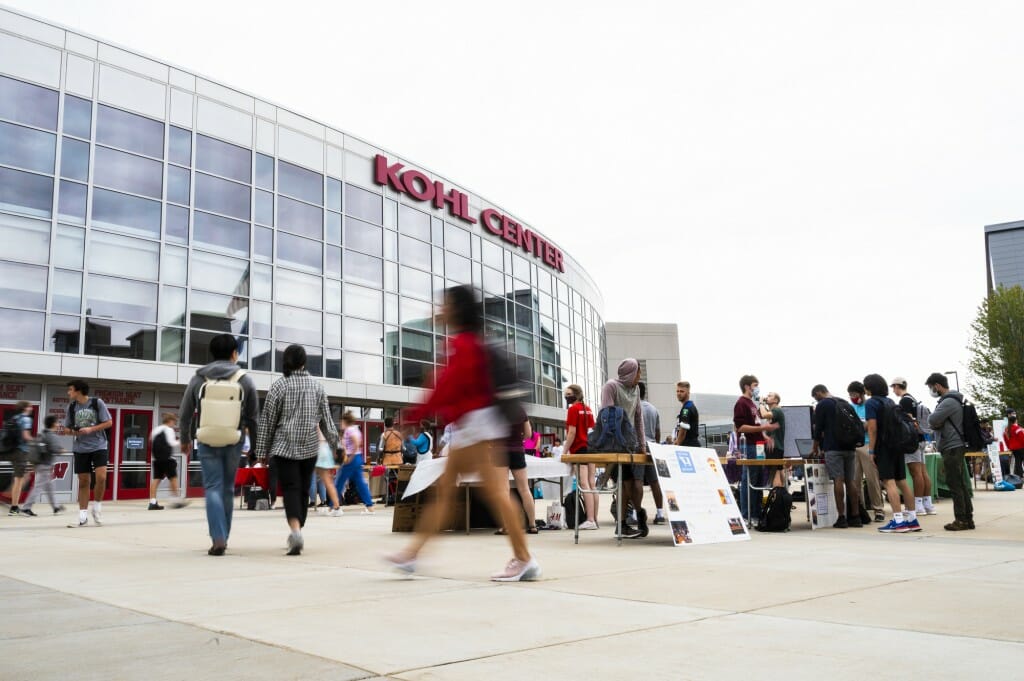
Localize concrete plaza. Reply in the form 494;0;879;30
1;488;1022;681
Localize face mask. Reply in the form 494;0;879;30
929;388;940;398
751;387;761;402
564;396;576;406
851;396;862;405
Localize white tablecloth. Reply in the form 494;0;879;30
402;456;572;499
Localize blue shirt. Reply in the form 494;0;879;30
852;401;868;445
16;414;32;452
865;395;896;453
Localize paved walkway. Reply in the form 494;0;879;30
1;490;1022;680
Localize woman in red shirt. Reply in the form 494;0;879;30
385;285;540;582
563;384;597;529
1002;409;1024;477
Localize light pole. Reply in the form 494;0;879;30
945;370;960;392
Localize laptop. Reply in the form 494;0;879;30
794;438;817;458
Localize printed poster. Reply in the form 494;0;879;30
648;443;749;545
803;461;838;530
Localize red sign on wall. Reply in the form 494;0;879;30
374;155;565;273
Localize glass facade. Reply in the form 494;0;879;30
0;26;606;410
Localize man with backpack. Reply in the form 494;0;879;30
863;374;920;533
1;401;33;516
179;334;260;555
148;413;188;510
891;377;936;516
925;373;974;531
810;385;862;528
65;381;113;527
20;415;66;517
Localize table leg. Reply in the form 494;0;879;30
616;470;622;547
465;485;470;535
573;464;580;545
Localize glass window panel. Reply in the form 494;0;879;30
399;234;431;270
55;224;84;269
400;297;433;332
252;263;272;299
482;239;503;270
326;245;341;278
383;229;397;261
57;180;87;224
483;266;503;297
383;325;399;356
277;195;322;239
400;266;432;301
400;359;429;388
50;314;81;354
250;301;271;337
384;261;397;292
195;172;250;220
344;352;382;383
162;246;187;286
325;279;341;314
63;95;92;139
167;165;190;205
193;211;249;256
343;318;383;355
484;295;505;322
85;275;157;322
91;187;160;236
190;250;249;296
273;342;322;376
196;134;251;183
431;217;444;246
96;104;163;158
160;327;184;363
0;75;58;130
344;284;382;321
255;153;274;190
472;234;481;261
325;211;341;245
169;126;191;166
400;329;433;362
278;160;323;205
432;246;444;276
165;204;189;243
254;225;272;262
0;261;47;309
513;254;531;281
255;190;273;226
94;146;162;198
344;217;382;257
0;213;49;264
343;251;381;288
384;356;400;384
325;313;341;348
0;308;44;350
0;166;52;218
275;267;322;308
345;183;382;223
445;223;471;257
325;347;341;379
0;121;55;173
189;290;247;334
275;305;321;345
445;252;471;284
398;204;430;241
277;232;322;273
325;176;343;213
250;338;271;371
88;230;160;280
159;286;186;326
384;293;398;325
60;136;89;181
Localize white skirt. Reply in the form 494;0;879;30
315;441;335;469
451;406;507;449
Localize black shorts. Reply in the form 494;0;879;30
0;449;27;477
643;461;659;485
874;450;907;481
620;462;645;481
73;450;109;475
153;458;178;480
507;449;526;471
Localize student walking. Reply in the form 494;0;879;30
314;427;343;516
20;415;65;517
65;382;113;527
148;413;189;510
333;411;374;514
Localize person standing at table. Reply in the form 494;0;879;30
733;375;777;523
334;411;374;514
925;373;974;531
255;345;339;555
674;381;700;447
891;377;936;516
563;383;597;529
638;382;666;525
1001;409;1024;477
863;373;919;534
848;381;885;523
810;385;861;528
759;391;787;489
379;417;404;467
599;359;647;538
384;285;540;581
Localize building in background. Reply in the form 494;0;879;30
985;219;1024;292
604;323;681;440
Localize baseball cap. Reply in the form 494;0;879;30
890;376;907;387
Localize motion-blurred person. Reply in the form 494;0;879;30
314;426;343;516
148;413;188;510
563;383;597;529
495;417;538;535
638;382;666;525
334;411;374;514
848;381;884;523
384;285;540;581
20;415;65;517
2;401;32;516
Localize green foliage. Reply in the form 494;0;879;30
967;285;1024;416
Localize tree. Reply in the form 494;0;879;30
967;284;1024;416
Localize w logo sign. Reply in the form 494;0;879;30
51;462;69;480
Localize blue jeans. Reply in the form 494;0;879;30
738;444;763;519
199;442;242;543
334;454;373;507
309;474;326;504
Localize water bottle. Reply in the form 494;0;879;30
739;433;748;458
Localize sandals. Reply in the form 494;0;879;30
494;528;508;535
496;527;539;535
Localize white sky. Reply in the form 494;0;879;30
10;0;1020;406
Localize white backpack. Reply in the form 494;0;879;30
196;370;246;446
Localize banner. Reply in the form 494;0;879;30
803;460;838;529
648;443;749;545
987;443;1004;485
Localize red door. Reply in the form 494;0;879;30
115;409;152;500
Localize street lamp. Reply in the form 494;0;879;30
944;370;960;392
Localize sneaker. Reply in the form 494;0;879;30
848;518;863;528
361;507;374;515
91;508;103;526
967;519;975;529
53;505;65;515
892;521;913;533
859;510;872;524
148;502;164;510
944;520;972;531
329;508;344;517
652;513;666;525
878;519;903;533
170;500;191;509
20;508;37;517
636;508;649;537
904;518;922;532
286;532;303;556
915;506;926;515
924;506;938;516
383;552;417;575
68;516;88;528
621;526;643;539
874;512;886;523
833;515;849;529
577;520;598;530
8;507;19;516
491;556;542;582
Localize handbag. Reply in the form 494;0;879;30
546;501;566;529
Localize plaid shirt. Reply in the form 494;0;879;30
255;370;338;460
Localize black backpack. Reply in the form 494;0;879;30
563;490;579;529
881;400;919;454
152;430;172;460
832;398;866;450
945;394;987;451
401;439;418;465
0;414;22;453
758;486;793;532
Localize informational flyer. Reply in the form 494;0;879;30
803;461;837;530
648;443;749;546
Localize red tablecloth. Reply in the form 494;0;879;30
235;467;269;488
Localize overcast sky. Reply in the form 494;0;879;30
11;0;1021;406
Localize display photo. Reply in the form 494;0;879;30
671;520;693;544
656;458;671;478
728;517;744;535
666;491;680;512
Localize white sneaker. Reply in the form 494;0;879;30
384;553;417;575
578;520;598;530
361;507;374;515
91;508;103;526
915;506;926;515
329;508;344;517
924;506;938;515
491;557;542;582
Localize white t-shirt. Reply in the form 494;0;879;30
149;424;180;447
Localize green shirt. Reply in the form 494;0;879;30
770;407;785;451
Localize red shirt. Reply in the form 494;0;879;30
733;396;759;444
406;332;493;426
566;402;595;453
1003;423;1024;451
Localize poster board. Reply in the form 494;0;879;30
781;405;813;457
803;460;838;529
649;442;750;545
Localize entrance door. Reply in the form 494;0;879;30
116;409;152;500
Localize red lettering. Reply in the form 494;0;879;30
501;215;518;245
481;209;502;235
51;462;69;480
519;228;533;253
554;249;564;272
374;155;404;190
434;184;460;212
401;170;434;201
543;241;556;267
460;194;477;224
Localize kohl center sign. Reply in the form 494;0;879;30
374;155;565;272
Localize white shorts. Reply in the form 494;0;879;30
451;406;507;449
315;441;335;469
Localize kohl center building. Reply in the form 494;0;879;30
0;8;607;501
